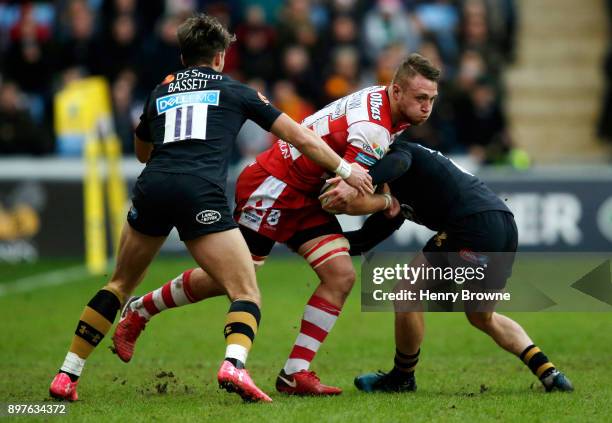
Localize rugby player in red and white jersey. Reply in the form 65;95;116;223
111;53;440;396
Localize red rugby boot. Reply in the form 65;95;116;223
49;373;79;401
217;360;272;403
276;369;342;396
111;297;147;363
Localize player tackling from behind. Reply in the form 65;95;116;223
111;55;440;395
49;13;372;403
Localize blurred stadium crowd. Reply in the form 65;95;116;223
0;0;521;166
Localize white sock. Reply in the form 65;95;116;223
60;352;86;377
225;344;248;365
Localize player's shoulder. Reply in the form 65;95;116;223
220;74;251;93
389;134;413;151
346;85;393;129
222;76;268;108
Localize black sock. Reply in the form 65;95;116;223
519;344;556;380
391;348;420;379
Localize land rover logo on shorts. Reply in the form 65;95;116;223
196;210;221;224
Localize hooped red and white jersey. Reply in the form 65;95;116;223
256;86;410;195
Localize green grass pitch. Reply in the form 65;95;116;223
1;257;611;422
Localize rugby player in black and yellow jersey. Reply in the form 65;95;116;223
49;13;372;403
320;135;573;393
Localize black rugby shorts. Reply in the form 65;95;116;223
127;171;237;241
422;211;518;290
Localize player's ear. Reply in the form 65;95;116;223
213;50;226;71
392;83;402;100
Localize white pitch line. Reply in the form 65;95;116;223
0;265;96;297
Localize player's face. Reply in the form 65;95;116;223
394;74;438;125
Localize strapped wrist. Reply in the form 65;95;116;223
382;193;393;210
335;159;352;179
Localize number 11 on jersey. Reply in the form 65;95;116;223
163;104;208;143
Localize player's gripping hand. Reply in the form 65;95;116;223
319;179;358;213
341;162;373;195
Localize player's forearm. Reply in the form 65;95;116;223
345;212;404;255
335;193;390;216
292;126;344;173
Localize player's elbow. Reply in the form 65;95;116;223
270;114;313;150
136;152;149;163
390;157;410;176
134;137;152;163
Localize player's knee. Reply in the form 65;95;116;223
466;312;493;331
337;266;356;294
321;261;356;300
